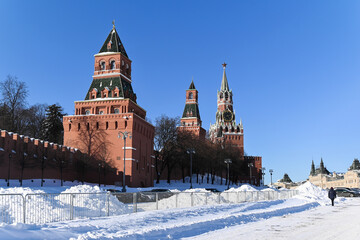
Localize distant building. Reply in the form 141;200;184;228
273;173;303;189
309;158;360;189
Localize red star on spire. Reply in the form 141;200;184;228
222;62;227;68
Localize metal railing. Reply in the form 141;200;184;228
0;190;298;224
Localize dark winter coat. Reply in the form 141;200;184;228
328;188;336;199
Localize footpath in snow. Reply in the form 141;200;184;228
0;181;359;239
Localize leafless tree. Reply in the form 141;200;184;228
154;115;180;184
69;118;111;183
0;75;28;133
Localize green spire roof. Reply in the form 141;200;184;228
99;25;128;58
280;173;293;183
310;160;316;176
189;79;196;90
220;63;229;91
349;158;360;170
85;77;136;102
182;104;201;119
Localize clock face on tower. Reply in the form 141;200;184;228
223;110;233;122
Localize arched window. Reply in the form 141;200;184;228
100;61;106;70
225;92;228;100
106;122;109;130
96;122;99;130
220;93;223;99
78;123;81;131
115;121;118;129
87;123;90;131
189;92;193;99
69;124;71;131
110;60;116;70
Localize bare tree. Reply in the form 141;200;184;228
69;118;111;183
154;115;180;184
0;75;28;133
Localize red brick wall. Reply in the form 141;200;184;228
0;130;120;185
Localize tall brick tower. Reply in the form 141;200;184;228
209;63;244;156
63;23;155;187
178;80;206;140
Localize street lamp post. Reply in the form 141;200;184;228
186;148;195;189
261;167;266;186
7;153;12;187
118;131;131;192
98;163;101;187
248;162;253;185
224;159;232;190
269;169;274;186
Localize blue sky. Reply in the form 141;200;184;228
1;0;360;183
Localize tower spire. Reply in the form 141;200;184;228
189;77;196;89
221;62;229;91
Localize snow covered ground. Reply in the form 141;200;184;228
0;181;358;239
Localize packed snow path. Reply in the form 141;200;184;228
1;198;359;239
192;198;360;240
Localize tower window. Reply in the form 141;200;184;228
115;121;118;129
189;92;193;99
110;60;116;70
100;61;106;70
69;124;71;131
225;92;228;100
106;122;109;130
96;122;99;130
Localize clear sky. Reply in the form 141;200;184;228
1;0;360;184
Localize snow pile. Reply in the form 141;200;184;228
55;185;132;218
60;185;103;194
0;185;133;224
0;187;45;195
237;184;258;192
295;181;343;206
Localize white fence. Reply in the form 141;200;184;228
0;190;298;224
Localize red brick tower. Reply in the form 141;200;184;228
178;80;206;140
63;23;155;187
209;63;244;156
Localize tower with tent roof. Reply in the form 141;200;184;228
178;80;206;140
63;23;155;187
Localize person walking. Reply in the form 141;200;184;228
328;187;336;206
